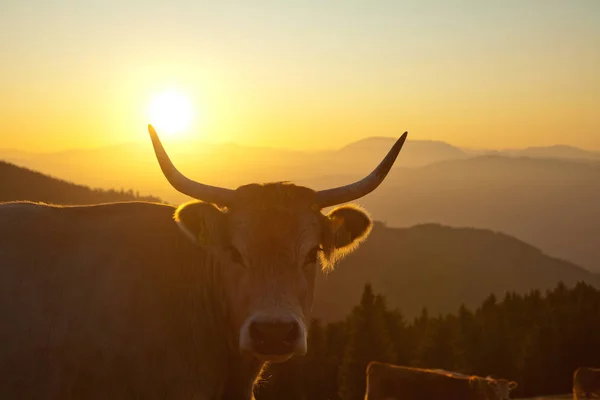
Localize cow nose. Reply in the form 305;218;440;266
249;320;300;355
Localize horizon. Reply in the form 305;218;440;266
2;131;600;155
1;1;599;152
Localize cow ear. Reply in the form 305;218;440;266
508;381;518;390
174;201;227;247
322;205;373;268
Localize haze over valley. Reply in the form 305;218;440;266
2;135;598;277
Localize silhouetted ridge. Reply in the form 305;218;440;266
515;144;600;160
313;221;600;321
0;160;163;205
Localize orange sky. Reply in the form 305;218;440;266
0;1;599;152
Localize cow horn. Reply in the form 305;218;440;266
148;124;235;206
315;132;408;208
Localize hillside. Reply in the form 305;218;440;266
0;161;163;205
513;145;600;161
313;221;600;321
336;137;469;168
304;155;600;273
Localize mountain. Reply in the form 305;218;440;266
330;155;600;273
512;145;600;161
0;161;163;205
313;221;600;321
2;138;598;197
336;137;469;168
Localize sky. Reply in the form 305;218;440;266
0;0;599;152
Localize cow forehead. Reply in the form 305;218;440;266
230;207;322;244
229;183;324;251
233;182;318;208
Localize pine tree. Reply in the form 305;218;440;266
321;321;349;400
384;308;412;365
413;314;461;370
456;304;477;373
338;284;395;400
303;319;328;400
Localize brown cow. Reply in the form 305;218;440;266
365;362;518;400
0;125;407;399
573;367;600;399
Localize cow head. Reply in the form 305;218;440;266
491;378;518;400
472;377;518;400
147;124;407;363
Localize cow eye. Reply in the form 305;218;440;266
225;245;245;266
304;246;322;266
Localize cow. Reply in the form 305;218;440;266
573;367;600;399
364;361;518;400
430;369;517;398
0;124;407;399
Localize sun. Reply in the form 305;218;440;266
146;89;194;137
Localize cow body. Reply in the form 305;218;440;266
573;367;600;399
364;362;517;400
0;201;262;398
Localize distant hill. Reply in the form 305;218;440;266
1;137;597;203
0;161;163;205
313;222;600;321
512;145;600;161
337;137;469;168
301;155;600;273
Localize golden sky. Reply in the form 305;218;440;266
1;0;599;152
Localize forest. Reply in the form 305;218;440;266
255;281;600;400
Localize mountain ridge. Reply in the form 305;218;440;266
3;136;599;161
314;221;600;321
0;161;163;205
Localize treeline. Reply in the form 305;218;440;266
255;281;600;400
0;161;163;204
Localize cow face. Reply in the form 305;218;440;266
491;379;518;400
175;183;372;363
475;378;518;400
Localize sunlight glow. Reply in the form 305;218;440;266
146;89;194;137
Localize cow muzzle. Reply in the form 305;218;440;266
240;314;307;363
